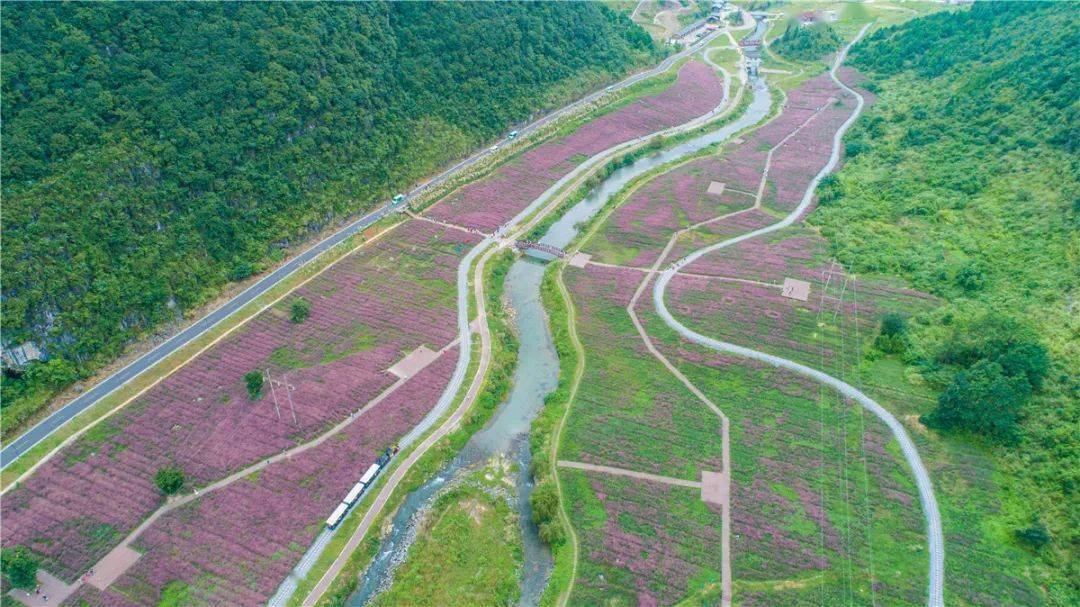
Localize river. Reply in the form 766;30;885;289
349;26;771;607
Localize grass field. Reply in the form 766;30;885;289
371;458;523;606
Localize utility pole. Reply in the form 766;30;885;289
283;372;299;426
265;369;282;422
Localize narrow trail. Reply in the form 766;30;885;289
556;460;703;489
651;24;946;606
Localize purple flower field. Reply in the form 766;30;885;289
95;349;459;606
426;61;725;231
564;471;724;606
2;220;477;581
586;73;858;268
562;264;724;479
560;69;930;605
587;157;757;267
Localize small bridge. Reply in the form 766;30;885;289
513;240;567;258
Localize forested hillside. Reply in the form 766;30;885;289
811;1;1077;600
0;2;658;432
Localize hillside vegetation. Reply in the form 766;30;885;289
772;21;842;61
811;1;1078;599
0;2;658;434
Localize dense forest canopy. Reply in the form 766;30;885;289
813;1;1077;597
0;1;658;431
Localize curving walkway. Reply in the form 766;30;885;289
651;24;946;607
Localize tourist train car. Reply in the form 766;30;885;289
325;447;397;529
325;503;348;529
343;481;366;506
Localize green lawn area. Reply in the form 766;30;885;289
371;459;523;607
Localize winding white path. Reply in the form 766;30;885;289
652;24;945;607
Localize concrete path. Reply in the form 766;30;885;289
557;460;702;489
6;570;76;607
652;24;946;607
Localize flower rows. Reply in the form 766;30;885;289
587;73;854;267
561;70;930;604
2;220;476;581
426;61;725;231
564;471;723;606
588;157;757;267
82;349;457;607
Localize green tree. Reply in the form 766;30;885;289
289;297;311;324
244;371;264;400
529;480;560;527
155;466;185;495
874;312;907;354
922;360;1030;441
1014;520;1051;550
1;546;39;590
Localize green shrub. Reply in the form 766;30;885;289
1014;520;1052;550
244;370;264;400
155;466;185;495
290;297;311;324
874;313;908;354
922;360;1029;441
539;521;566;545
530;479;560;527
1;546;39;590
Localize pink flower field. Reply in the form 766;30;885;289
585;72;857;268
85;349;459;607
560;262;928;605
683;225;828;283
666;268;935;371
558;68;933;604
1;220;477;581
585;157;757;267
425;61;725;231
561;471;724;606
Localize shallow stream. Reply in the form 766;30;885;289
350;29;771;606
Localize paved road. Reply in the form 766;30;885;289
652;24;945;607
0;31;724;471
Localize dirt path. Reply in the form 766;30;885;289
585;260;783;289
557;460;703;489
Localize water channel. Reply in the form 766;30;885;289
349;31;771;607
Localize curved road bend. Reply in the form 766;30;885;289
652;24;946;607
0;31;725;470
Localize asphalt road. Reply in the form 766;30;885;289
652;24;946;607
0;32;722;468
